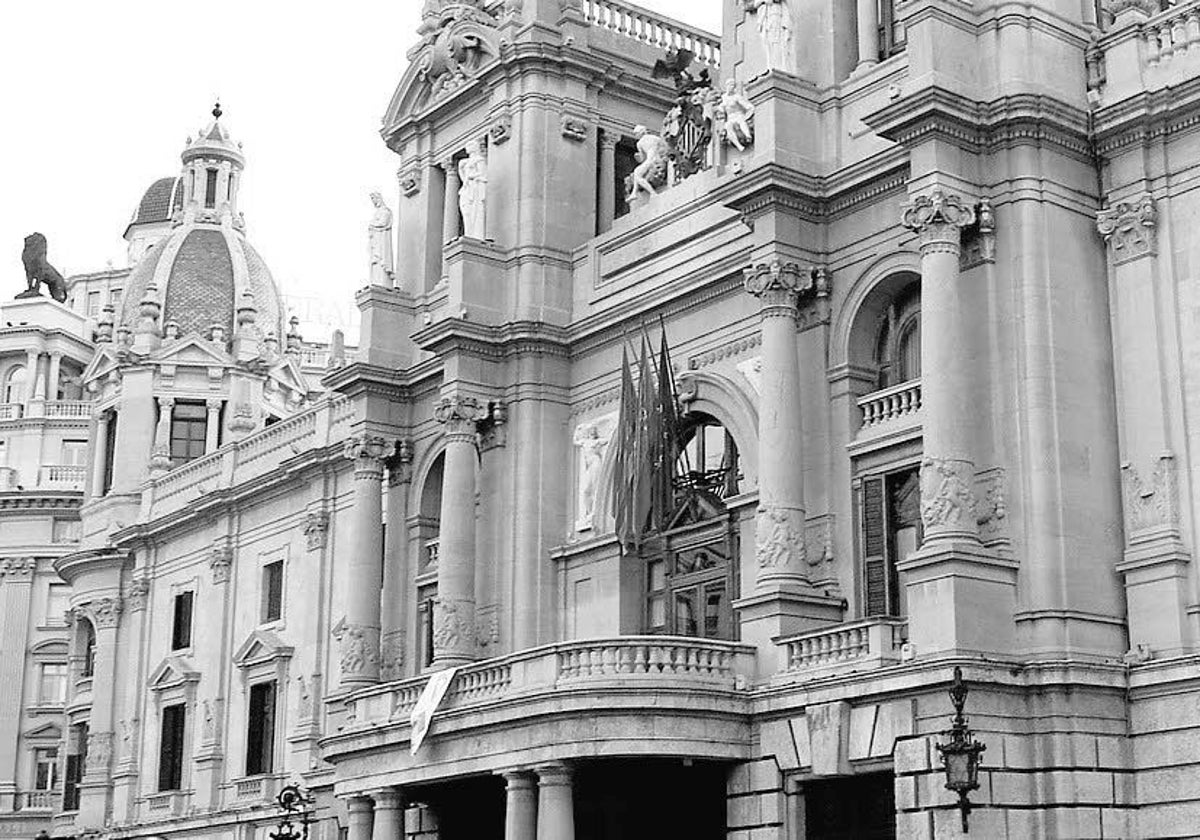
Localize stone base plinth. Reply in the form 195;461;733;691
734;585;844;679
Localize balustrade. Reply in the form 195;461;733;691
857;379;922;431
43;401;92;419
581;0;720;66
779;617;907;678
14;789;56;810
38;464;86;490
0;403;22;420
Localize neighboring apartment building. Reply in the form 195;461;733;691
7;0;1200;838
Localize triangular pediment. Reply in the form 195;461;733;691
148;655;200;691
81;345;121;386
151;335;231;368
233;629;293;668
267;357;312;400
24;721;62;741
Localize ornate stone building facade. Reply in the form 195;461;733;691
8;0;1200;838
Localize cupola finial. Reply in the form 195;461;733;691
213;100;223;120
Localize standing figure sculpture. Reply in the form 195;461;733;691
367;192;395;286
720;79;755;151
745;0;793;72
20;233;68;303
627;125;670;202
458;139;488;239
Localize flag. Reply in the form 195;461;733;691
633;335;656;544
657;320;679;527
613;345;637;548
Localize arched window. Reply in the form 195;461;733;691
3;366;27;404
416;452;445;670
871;281;921;390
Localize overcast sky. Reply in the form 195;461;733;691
0;0;720;338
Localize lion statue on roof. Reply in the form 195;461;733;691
21;233;68;303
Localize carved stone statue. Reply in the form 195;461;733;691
367;192;395;286
745;0;793;72
458;139;488;239
720;79;755;151
573;414;617;530
20;233;68;303
627;125;670;202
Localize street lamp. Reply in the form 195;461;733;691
270;784;314;840
936;666;986;833
34;830;50;840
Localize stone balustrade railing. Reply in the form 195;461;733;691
1092;0;1200;104
14;789;56;810
778;617;907;680
857;379;922;431
350;636;756;726
581;0;721;66
149;396;355;518
43;401;92;419
38;465;86;490
0;403;22;420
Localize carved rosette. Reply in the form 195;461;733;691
434;395;486;443
1097;195;1157;263
84;731;114;774
0;556;37;582
901;190;976;255
1121;454;1179;536
743;260;815;317
126;577;151;612
919;457;979;538
380;630;406;681
210;543;233;584
432;597;475;660
344;435;389;480
332;618;380;679
755;505;806;570
304;510;331;551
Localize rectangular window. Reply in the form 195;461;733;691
169;402;208;467
261;560;283;623
60;439;88;467
34;747;59;790
86;291;101;317
205;169;218;209
418;585;437;668
109;288;123;306
157;703;186;791
39;663;68;705
62;724;85;811
101;409;118;495
45;583;70;624
171;591;194;650
245;681;277;775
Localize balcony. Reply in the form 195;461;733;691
854;379;922;445
13;790;56;811
1091;0;1200;106
38;465;86;491
228;774;281;806
329;637;756;782
144;790;188;817
0;403;21;421
776;617;908;683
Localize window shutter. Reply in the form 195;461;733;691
861;476;888;617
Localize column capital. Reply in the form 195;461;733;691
387;439;415;487
157;395;176;409
598;129;619;151
501;769;537;790
434;395;486;440
1097;194;1157;263
346;794;375;813
371;787;403;810
901;190;976;254
534;762;574;785
440;157;462;177
205;397;224;410
83;595;124;629
344;435;390;477
0;557;37;583
744;260;817;314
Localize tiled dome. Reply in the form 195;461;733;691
129;177;184;227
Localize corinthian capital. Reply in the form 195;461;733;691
344;435;389;476
86;596;124;629
434;396;486;439
744;260;817;313
902;190;976;254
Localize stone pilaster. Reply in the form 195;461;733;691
0;560;35;810
433;395;486;667
897;189;1017;657
598;131;617;234
382;441;414;680
535;763;574;840
336;435;389;687
150;396;174;475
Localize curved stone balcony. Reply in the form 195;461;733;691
323;636;756;788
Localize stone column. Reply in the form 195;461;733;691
433;395;485;667
347;795;375;840
900;191;979;546
504;771;537;840
371;788;403;840
92;412;110;498
47;352;62;401
598;131;617;234
442;160;462;244
150;396;175;475
338;435;389;687
744;261;810;588
382;442;414;680
0;560;36;811
855;0;879;73
78;597;122;828
535;763;574;840
204;399;222;454
27;350;44;402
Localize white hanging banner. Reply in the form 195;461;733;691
409;666;458;754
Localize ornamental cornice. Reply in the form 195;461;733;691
1092;78;1200;156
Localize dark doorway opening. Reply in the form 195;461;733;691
804;771;896;840
418;774;505;840
574;758;727;840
